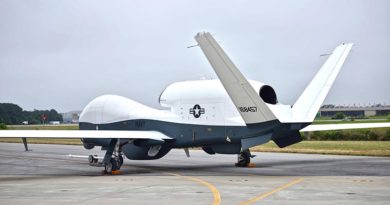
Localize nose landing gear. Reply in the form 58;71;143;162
104;155;124;174
102;139;124;175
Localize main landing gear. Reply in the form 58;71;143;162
235;149;255;167
86;139;126;175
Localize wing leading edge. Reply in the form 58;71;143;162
0;130;171;141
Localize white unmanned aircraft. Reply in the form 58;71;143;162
1;32;389;174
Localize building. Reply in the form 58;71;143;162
319;104;390;117
61;111;81;124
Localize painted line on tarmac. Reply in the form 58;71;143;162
128;165;221;205
239;178;303;205
164;172;221;205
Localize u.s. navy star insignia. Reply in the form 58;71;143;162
190;104;205;118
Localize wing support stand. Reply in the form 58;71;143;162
184;148;190;157
21;138;31;151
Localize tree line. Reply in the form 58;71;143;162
0;103;62;125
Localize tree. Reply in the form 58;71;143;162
0;103;63;125
0;123;6;129
48;109;63;121
0;103;24;124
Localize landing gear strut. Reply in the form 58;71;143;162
102;139;124;174
235;149;252;167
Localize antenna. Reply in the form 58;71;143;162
320;53;332;57
187;44;199;48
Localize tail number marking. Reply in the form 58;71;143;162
239;107;257;112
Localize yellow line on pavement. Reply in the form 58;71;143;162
165;172;221;205
239;178;303;205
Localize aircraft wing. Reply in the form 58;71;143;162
301;122;390;132
0;130;171;141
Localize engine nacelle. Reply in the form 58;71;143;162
159;79;278;107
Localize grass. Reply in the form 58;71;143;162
0;124;82;145
0;138;82;145
313;119;389;124
313;115;390;124
251;141;390;157
7;124;79;130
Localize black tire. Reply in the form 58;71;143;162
104;161;113;174
236;150;250;167
88;155;94;164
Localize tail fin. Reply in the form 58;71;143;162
195;32;276;124
292;43;353;122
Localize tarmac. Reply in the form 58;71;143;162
0;143;389;205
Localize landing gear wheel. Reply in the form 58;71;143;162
104;161;113;174
102;139;124;175
88;155;98;164
88;155;94;164
104;157;122;174
235;149;251;167
110;158;120;171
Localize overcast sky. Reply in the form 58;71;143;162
0;0;389;112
